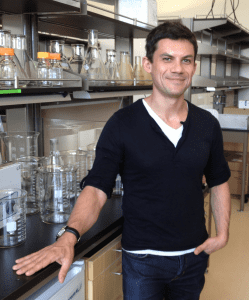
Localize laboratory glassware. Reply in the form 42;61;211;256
119;51;134;86
50;40;72;71
37;52;52;87
0;30;11;48
50;53;63;86
82;29;108;86
37;164;77;224
105;49;120;85
0;188;27;248
3;131;40;162
69;44;85;74
86;128;102;171
0;48;16;88
133;56;145;86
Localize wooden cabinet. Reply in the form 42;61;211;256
84;235;123;300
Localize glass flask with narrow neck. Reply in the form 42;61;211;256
37;52;52;87
134;56;146;86
50;53;63;86
50;40;72;71
119;51;134;86
105;49;120;85
0;48;16;88
69;44;85;74
11;34;37;86
82;30;107;86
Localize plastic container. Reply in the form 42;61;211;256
0;188;27;248
37;164;77;224
3;131;40;162
0;48;16;88
69;44;85;74
50;53;63;86
37;52;52;87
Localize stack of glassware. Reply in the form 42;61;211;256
69;44;85;74
50;40;72;71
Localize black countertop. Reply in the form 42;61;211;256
0;196;123;300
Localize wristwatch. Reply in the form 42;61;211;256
56;225;81;243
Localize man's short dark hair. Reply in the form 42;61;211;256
145;21;198;62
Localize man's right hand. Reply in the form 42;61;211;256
12;232;77;283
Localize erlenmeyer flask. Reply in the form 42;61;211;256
119;51;134;86
82;30;108;86
50;40;72;71
134;56;145;86
11;34;37;86
69;44;85;74
105;49;120;85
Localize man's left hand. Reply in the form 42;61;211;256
194;236;228;255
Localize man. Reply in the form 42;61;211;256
13;21;231;299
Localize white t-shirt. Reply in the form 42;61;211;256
123;99;195;256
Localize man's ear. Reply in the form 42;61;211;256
142;56;152;73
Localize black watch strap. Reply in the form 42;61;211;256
65;226;80;242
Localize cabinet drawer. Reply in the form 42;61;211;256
88;256;122;300
87;235;122;281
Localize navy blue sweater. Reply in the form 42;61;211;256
82;99;230;251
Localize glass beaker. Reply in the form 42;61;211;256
105;49;120;85
11;34;37;86
59;150;87;196
50;53;63;86
86;128;102;171
112;174;123;196
134;56;145;86
119;51;134;86
82;30;108;86
37;165;77;224
16;156;45;215
0;48;16;88
50;40;72;71
3;131;40;162
143;66;153;85
0;188;27;248
69;44;85;74
0;30;11;48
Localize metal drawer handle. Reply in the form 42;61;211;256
112;272;122;276
113;249;122;252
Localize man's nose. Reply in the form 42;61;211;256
171;59;183;73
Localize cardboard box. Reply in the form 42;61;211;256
223;106;249;115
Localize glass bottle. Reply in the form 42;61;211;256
133;56;145;86
50;40;72;71
105;49;120;85
0;48;16;88
11;34;37;86
119;51;134;86
69;44;85;74
82;29;107;86
0;30;11;48
37;52;52;87
50;53;63;86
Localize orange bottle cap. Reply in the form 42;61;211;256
0;48;14;56
37;52;50;59
49;53;61;60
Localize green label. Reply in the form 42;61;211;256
0;89;22;95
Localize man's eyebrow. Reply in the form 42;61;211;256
160;53;194;58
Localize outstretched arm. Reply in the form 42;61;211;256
12;186;107;283
194;181;231;255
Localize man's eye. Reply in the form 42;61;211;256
183;59;191;63
163;57;171;61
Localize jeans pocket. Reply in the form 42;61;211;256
199;250;210;258
124;251;149;259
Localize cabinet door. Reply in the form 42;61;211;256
84;235;123;300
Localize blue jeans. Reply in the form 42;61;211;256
122;250;209;300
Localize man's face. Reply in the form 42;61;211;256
144;38;197;99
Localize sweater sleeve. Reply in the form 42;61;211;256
80;113;123;198
204;119;231;188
